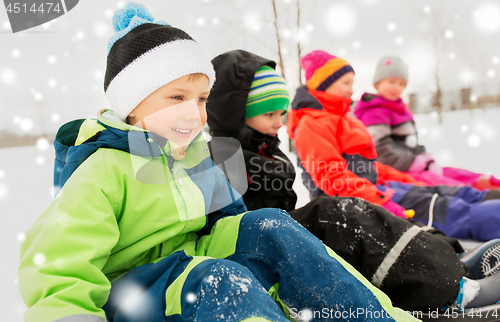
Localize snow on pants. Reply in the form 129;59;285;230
289;196;467;312
381;181;500;241
103;209;417;322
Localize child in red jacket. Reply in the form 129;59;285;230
288;50;500;241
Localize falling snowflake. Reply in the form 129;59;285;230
48;78;57;88
493;56;499;65
33;253;46;266
461;70;475;84
0;169;5;178
196;17;205;26
51;113;61;122
12;115;21;124
17;233;26;242
212;18;220;25
305;23;314;32
395;36;404;45
473;3;500;33
186;292;197;303
470;94;478;102
352;41;361;49
468;134;481;147
444;30;453;39
105;9;114;18
34;92;43;101
35;156;45;165
48;55;57;64
242;12;261;32
423;6;431;13
36;138;50;151
282;29;292;38
460;124;469;133
12;49;21;58
487;69;496;78
2;21;10;30
0;68;18;85
73;31;85;41
449;52;456;60
325;4;356;35
92;21;111;38
387;22;396;31
94;70;103;79
297;308;314;321
338;48;348;57
20;118;34;132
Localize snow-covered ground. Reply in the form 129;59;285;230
1;107;499;321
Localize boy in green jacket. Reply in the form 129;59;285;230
18;3;417;322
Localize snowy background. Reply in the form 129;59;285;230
1;0;500;320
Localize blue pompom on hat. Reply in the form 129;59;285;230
112;2;154;32
104;2;216;121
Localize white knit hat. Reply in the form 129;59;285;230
104;2;215;121
373;56;408;86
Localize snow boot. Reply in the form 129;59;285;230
465;272;500;308
459;239;500;279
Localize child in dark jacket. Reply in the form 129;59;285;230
287;50;500;242
18;4;417;322
207;49;500;312
354;56;500;190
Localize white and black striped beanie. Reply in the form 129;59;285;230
104;2;215;121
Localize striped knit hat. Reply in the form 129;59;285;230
245;66;290;119
300;50;354;92
104;2;215;121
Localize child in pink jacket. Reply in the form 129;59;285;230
354;56;500;190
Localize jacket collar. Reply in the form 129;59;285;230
309;90;352;116
245;126;280;154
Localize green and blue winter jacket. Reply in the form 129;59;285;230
18;109;246;322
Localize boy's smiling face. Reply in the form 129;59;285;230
325;72;354;98
127;74;210;147
374;77;406;101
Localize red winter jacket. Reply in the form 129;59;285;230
287;87;418;206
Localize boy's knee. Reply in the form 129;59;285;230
241;208;294;227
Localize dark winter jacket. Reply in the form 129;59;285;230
206;50;297;211
354;93;426;172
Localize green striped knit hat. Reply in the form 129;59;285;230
245;66;290;119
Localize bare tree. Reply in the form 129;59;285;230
418;2;453;123
272;0;286;79
296;0;303;85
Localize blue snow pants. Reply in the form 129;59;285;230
380;181;500;241
102;209;415;321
